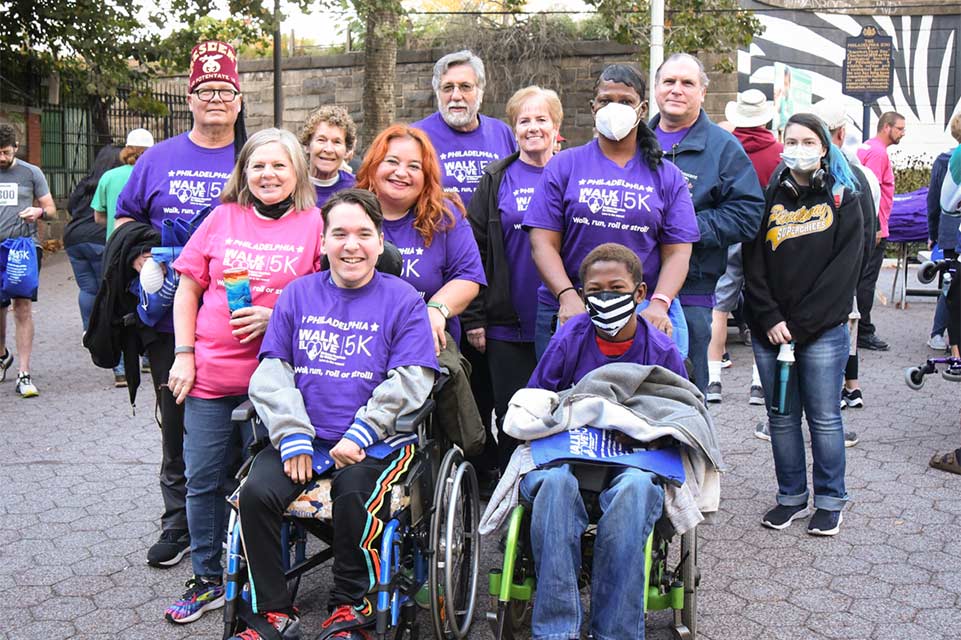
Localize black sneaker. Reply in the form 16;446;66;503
807;509;843;536
844;431;860;448
148;529;190;567
762;504;810;530
706;381;722;403
0;349;12;382
720;352;732;368
748;385;764;405
842;388;864;408
857;333;889;351
754;421;771;441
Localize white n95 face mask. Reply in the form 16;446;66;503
594;103;641;142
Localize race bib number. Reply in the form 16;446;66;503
0;183;17;206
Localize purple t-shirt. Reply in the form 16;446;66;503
529;313;686;392
116;133;235;232
522;139;700;308
654;126;692;154
487;159;544;343
381;207;487;343
259;271;438;443
313;170;357;209
412;112;517;209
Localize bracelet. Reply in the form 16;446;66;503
555;286;577;301
650;293;672;307
174;345;195;354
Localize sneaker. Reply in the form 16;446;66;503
927;333;948;351
844;431;860;448
321;602;374;639
0;349;12;382
114;374;128;388
842;388;864;408
754;422;771;441
147;529;190;567
857;333;889;351
749;385;764;405
16;372;38;398
720;352;732;368
706;381;722;403
165;576;225;624
229;611;300;639
761;503;810;530
738;325;752;346
807;509;843;536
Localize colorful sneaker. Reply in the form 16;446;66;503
148;528;190;567
748;385;765;405
807;509;843;536
229;611;300;639
165;576;225;624
321;602;374;639
0;349;12;382
762;504;810;530
842;388;864;408
16;372;38;398
706;381;722;403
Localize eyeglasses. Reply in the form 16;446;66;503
192;88;240;102
440;83;476;95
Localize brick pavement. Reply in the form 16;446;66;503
0;252;957;640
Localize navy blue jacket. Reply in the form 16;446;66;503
650;110;764;295
928;148;961;252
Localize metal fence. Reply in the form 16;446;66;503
41;82;192;201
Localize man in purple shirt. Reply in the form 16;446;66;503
113;40;245;569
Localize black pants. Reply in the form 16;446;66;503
947;260;960;347
146;332;188;532
856;238;886;337
462;338;497;471
239;445;415;613
486;339;537;470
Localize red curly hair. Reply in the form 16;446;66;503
356;124;465;247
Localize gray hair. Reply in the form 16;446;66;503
221;128;316;211
655;53;710;89
431;50;486;92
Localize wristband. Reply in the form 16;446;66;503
174;345;195;354
650;293;672;307
556;286;577;301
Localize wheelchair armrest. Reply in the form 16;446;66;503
395;398;436;433
231;399;257;423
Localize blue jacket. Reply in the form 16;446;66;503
650;110;764;295
928;148;961;252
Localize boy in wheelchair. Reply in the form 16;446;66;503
235;189;439;640
503;243;698;640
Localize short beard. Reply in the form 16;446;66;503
439;96;481;130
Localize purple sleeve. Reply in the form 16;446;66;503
527;332;570;392
659;165;701;245
115;160;150;224
387;295;440;372
258;285;295;364
522;155;567;232
442;212;487;286
659;344;688;379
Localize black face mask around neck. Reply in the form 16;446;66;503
251;194;294;220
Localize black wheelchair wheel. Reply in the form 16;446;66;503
428;448;481;639
671;528;698;640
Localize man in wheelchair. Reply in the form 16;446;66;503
235;189;439;640
487;243;714;640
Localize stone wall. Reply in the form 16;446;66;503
164;41;737;149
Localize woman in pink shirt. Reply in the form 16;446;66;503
163;128;324;624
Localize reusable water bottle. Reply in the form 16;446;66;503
775;342;795;415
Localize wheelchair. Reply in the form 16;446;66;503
487;461;699;640
221;379;482;640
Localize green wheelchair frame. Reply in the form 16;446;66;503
486;465;699;640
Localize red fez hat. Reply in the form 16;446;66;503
189;41;240;93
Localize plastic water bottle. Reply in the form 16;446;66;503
775;342;795;415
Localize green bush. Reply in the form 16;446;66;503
893;154;932;194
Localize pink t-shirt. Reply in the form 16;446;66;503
857;137;894;237
173;202;324;398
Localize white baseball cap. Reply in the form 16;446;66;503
126;128;154;148
810;99;850;132
724;89;775;128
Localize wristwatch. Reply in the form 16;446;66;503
426;301;450;319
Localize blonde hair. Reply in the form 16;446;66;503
505;86;563;130
950;113;961;143
221;128;316;211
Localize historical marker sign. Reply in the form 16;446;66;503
842;25;894;102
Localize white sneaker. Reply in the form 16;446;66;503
16;372;39;398
927;334;948;351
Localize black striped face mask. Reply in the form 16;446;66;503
585;290;637;337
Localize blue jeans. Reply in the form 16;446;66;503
752;323;849;511
184;394;255;579
520;465;664;640
680;304;713;393
931;291;950;338
65;242;104;331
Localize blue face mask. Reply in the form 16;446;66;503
585;290;636;337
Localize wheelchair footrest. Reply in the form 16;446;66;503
488;570;534;601
645;583;685;612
